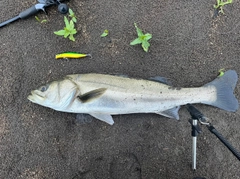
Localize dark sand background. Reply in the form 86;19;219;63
0;0;240;178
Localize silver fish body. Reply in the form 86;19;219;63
28;70;239;125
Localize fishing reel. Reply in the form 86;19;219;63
0;0;70;28
38;0;69;14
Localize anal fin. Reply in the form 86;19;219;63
89;113;114;125
156;106;180;120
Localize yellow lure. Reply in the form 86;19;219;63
55;52;91;59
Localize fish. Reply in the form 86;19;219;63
28;70;239;125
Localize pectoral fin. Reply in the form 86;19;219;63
89;113;114;125
157;106;180;120
78;88;107;103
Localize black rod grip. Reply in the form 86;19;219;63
207;125;240;161
19;6;39;19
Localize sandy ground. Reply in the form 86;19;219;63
0;0;240;178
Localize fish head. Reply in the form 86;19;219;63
28;77;79;110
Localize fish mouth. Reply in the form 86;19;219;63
27;90;44;103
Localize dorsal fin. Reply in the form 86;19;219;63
149;76;172;85
110;74;129;78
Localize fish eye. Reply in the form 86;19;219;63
39;84;49;92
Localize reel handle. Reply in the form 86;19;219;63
56;0;69;14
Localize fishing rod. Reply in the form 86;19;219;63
0;0;69;28
187;104;240;170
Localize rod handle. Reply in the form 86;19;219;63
19;5;41;19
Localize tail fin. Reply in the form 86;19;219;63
203;70;239;112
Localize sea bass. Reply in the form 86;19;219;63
28;70;239;125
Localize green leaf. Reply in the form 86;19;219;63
69;34;75;41
214;0;233;10
71;29;77;35
144;33;152;41
69;20;75;30
64;16;70;28
101;29;109;37
35;16;47;23
130;23;152;52
54;30;66;36
134;23;144;37
69;8;74;16
220;0;232;6
130;38;142;45
64;31;70;38
54;12;77;42
72;17;77;23
215;0;220;6
69;9;77;23
41;19;47;23
35;16;40;22
142;40;150;52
